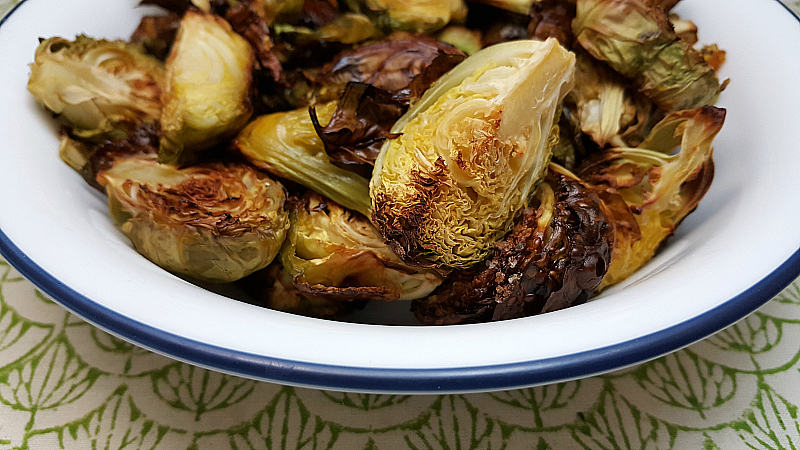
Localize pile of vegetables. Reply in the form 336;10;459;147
27;0;727;324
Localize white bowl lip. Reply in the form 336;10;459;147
2;0;800;394
4;226;800;393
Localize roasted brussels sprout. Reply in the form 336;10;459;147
310;82;405;177
312;36;466;105
282;193;442;300
565;50;660;148
370;38;575;270
27;36;164;141
578;106;725;288
249;264;371;318
573;0;725;112
58;123;160;191
234;102;373;217
412;166;613;324
344;0;468;33
159;11;255;164
97;155;289;283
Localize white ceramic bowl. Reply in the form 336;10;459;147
1;0;799;394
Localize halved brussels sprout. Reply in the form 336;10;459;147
59;124;160;191
281;193;442;301
97;155;289;283
566;50;660;148
412;165;613;324
27;36;164;141
249;265;371;318
344;0;468;34
370;38;575;270
578;106;725;288
234;102;373;217
159;11;255;164
573;0;725;112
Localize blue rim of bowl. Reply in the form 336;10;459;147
2;0;800;394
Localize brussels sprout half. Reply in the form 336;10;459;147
573;0;725;112
97;155;289;283
412;165;614;324
235;102;373;217
578;106;725;288
370;38;575;270
159;11;255;164
27;36;164;141
282;193;442;301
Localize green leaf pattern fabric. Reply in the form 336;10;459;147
2;2;800;448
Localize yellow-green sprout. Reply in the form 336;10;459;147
159;11;255;164
235;102;373;217
370;38;575;270
573;0;725;112
97;155;289;283
282;193;442;301
27;35;163;141
578;106;725;288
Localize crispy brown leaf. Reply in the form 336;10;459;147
313;36;465;103
411;167;615;324
225;1;284;82
309;82;404;176
130;14;182;60
301;0;341;27
528;0;575;47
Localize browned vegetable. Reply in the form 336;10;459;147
578;106;724;288
309;82;404;176
130;14;182;60
573;0;725;112
411;166;614;324
58;123;160;191
98;156;289;283
528;0;575;47
312;36;466;104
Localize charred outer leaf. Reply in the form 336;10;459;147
412;167;614;324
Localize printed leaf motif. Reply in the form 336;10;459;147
65;323;173;376
320;392;413;412
1;263;68;326
739;385;800;450
705;313;781;354
404;395;503;450
0;300;52;368
154;364;256;421
488;382;584;429
37;387;178;450
773;282;800;306
572;390;674;450
231;387;337;450
0;339;99;411
633;352;735;418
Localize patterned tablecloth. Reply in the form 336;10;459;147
3;1;800;449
